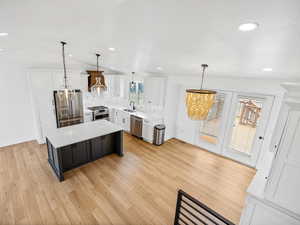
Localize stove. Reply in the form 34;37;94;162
87;106;109;121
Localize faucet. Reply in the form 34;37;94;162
129;101;136;111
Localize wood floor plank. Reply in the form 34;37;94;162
0;134;255;224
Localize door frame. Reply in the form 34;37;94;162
221;92;275;167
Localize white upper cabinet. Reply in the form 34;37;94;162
105;75;129;99
144;76;166;107
265;82;300;216
105;75;120;97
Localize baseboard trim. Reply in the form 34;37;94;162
0;138;37;149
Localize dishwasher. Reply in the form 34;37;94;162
130;115;143;138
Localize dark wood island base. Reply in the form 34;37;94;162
46;131;123;181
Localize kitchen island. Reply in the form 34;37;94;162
46;120;123;181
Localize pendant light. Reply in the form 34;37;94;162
186;64;216;120
58;41;74;100
91;53;107;97
130;71;135;89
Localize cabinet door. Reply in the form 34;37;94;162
61;146;74;171
115;110;122;126
117;110;130;131
108;108;115;123
241;200;300;225
91;135;114;160
73;142;90;166
124;113;130;132
61;141;90;171
144;77;166;107
84;112;93;123
91;136;104;159
47;140;54;163
102;135;114;156
142;120;154;143
266;110;300;215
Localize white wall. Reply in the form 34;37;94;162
0;67;36;147
163;79;180;140
167;75;286;169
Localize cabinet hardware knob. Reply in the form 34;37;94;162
259;136;264;140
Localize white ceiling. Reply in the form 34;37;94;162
0;0;300;78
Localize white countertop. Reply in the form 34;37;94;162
106;104;163;120
46;120;123;148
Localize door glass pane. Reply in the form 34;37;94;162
200;94;225;145
229;96;263;155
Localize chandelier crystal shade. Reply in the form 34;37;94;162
185;64;216;120
91;53;107;97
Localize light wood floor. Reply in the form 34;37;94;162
0;133;255;225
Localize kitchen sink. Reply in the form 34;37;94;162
123;109;136;113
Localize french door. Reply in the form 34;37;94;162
222;93;274;167
195;91;232;155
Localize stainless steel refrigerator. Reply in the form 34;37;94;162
53;90;84;128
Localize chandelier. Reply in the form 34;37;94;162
58;41;75;100
186;64;216;120
91;53;107;97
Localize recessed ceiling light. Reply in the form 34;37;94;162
68;54;72;57
263;68;273;72
238;23;259;31
157;66;163;71
108;47;115;51
0;32;8;36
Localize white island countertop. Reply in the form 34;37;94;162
46;120;123;149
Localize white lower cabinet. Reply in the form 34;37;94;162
240;196;300;225
121;112;130;132
264;83;300;216
142;118;164;143
113;109;130;132
84;111;93;123
108;108;115;123
109;107;165;143
142;119;154;143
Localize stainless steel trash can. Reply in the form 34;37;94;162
153;124;166;145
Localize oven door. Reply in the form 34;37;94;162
94;113;109;120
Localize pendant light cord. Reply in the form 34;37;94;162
61;41;67;89
200;64;208;90
96;54;100;72
131;72;135;84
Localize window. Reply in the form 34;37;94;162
129;81;144;105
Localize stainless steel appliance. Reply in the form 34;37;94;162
130;115;143;138
53;90;84;128
153;124;166;145
87;106;109;121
